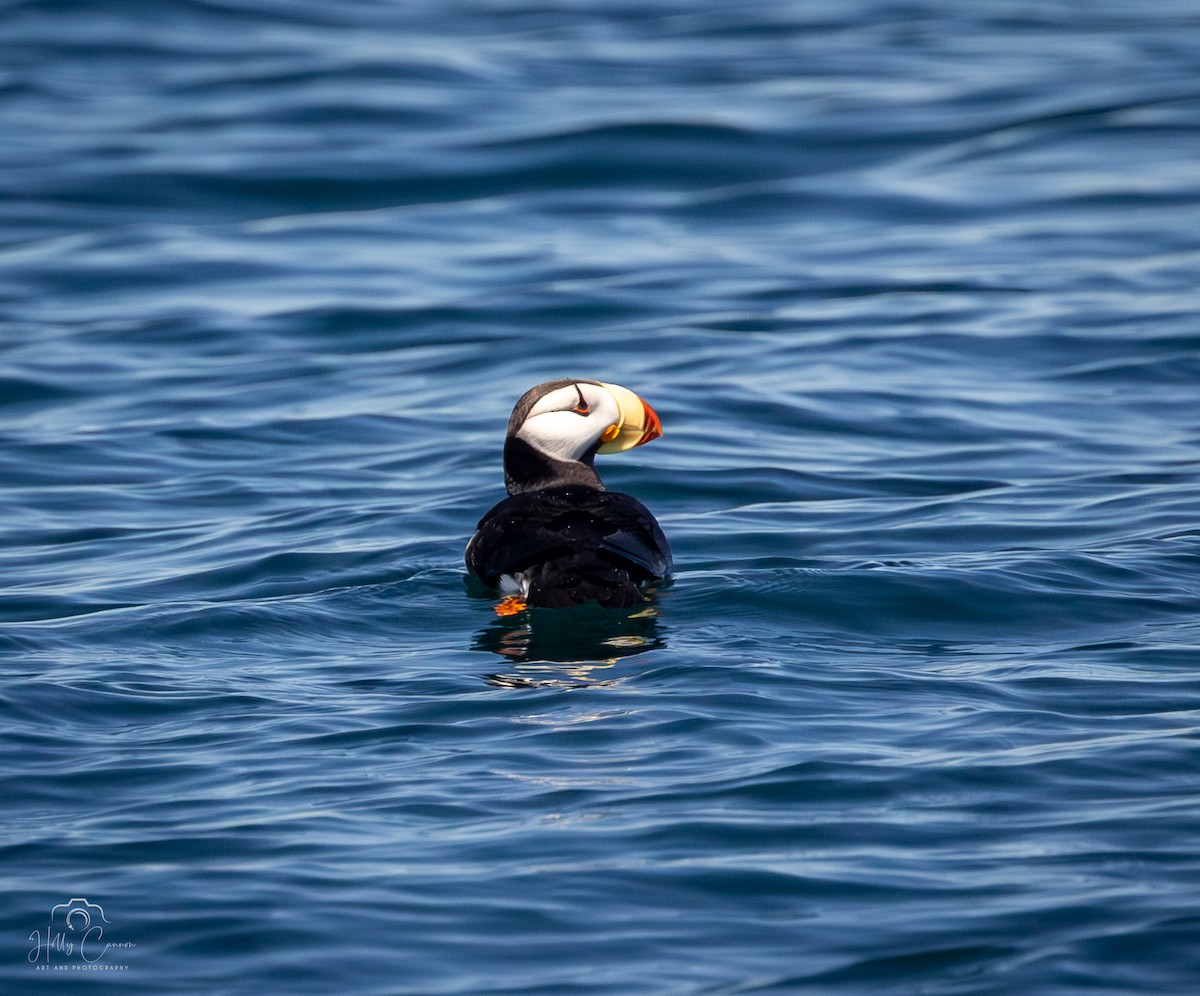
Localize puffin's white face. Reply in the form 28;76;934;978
516;381;624;463
513;379;663;464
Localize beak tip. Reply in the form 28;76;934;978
638;400;663;446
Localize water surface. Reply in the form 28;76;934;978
3;1;1200;992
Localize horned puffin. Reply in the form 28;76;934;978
465;379;671;611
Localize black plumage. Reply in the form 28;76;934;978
465;379;671;610
467;485;671;608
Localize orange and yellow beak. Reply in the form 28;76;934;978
596;382;663;453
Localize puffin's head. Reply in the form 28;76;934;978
507;379;663;464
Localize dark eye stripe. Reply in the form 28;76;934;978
572;385;590;415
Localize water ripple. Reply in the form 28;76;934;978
4;0;1200;992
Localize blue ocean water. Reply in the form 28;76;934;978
3;0;1200;991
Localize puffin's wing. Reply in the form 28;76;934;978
465;493;568;586
591;491;672;579
465;487;670;586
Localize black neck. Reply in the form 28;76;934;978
504;437;604;494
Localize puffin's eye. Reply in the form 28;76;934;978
571;386;590;416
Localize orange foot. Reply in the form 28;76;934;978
494;595;528;617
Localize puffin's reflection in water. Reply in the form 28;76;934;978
472;599;666;688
